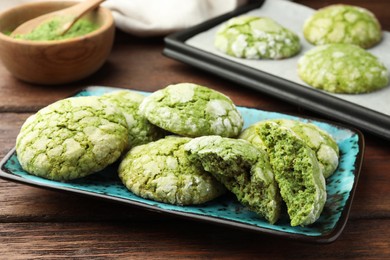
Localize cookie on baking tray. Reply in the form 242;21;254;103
214;15;301;59
100;90;166;148
139;83;243;137
16;96;129;181
240;119;339;178
118;136;226;205
297;43;389;94
184;135;282;224
303;4;382;48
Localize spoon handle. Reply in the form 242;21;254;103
59;0;106;35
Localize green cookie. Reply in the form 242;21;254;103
298;44;389;94
241;121;326;226
184;136;281;224
215;16;301;59
118;136;226;205
16;96;129;181
240;119;339;178
100;90;166;148
139;83;243;137
303;4;382;48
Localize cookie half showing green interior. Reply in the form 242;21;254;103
303;4;382;48
184;136;281;224
215;16;301;59
100;90;166;149
139;83;243;137
118;136;226;205
298;43;389;94
16;96;129;181
245;122;327;226
240;119;339;178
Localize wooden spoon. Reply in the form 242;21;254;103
11;0;106;37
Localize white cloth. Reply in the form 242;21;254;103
0;0;248;37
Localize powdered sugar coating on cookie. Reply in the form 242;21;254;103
139;83;243;137
16;96;128;181
215;16;300;59
298;44;389;94
118;136;225;205
100;90;166;148
303;4;382;48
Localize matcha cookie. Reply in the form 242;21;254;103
16;96;129;181
184;136;281;224
298;44;389;94
240;119;339;178
118;136;226;205
241;121;326;226
215;16;301;59
101;90;166;148
139;83;243;137
303;4;382;48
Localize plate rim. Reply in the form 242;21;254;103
0;86;365;244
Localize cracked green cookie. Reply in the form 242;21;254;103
240;119;339;178
303;4;382;48
184;136;281;224
215;16;301;59
241;121;326;226
16;96;129;181
100;90;166;149
118;136;226;205
298;44;389;94
139;83;243;137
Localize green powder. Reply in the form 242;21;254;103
14;18;99;41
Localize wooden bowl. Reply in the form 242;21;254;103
0;1;115;85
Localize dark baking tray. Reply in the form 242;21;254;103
163;0;390;140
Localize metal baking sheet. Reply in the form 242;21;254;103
163;0;390;140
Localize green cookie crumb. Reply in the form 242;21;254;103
240;119;339;178
184;135;281;224
242;121;327;226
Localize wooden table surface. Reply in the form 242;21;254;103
1;1;389;259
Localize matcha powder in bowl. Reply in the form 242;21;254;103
14;18;99;41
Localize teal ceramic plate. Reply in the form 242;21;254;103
0;86;364;243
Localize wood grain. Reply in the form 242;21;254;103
0;0;390;258
0;219;389;259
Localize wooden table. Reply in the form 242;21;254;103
1;1;389;258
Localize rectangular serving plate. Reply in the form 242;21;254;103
163;0;390;141
0;86;364;243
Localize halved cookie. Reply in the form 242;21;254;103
184;135;281;224
240;119;339;178
240;121;327;226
